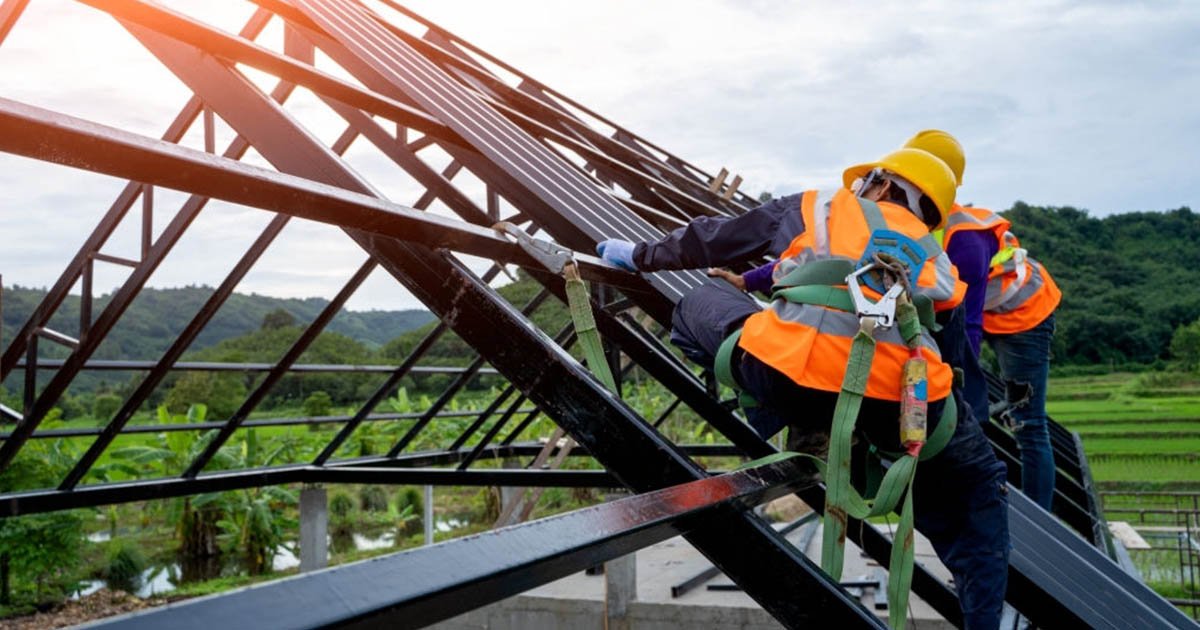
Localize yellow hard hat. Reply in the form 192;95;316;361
903;129;965;186
842;148;957;230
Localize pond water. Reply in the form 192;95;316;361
72;522;467;599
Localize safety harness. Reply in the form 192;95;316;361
714;222;957;630
493;222;617;393
497;220;955;630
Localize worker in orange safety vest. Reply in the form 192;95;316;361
906;129;1062;511
597;147;1009;629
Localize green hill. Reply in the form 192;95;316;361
1003;204;1200;366
1;285;433;360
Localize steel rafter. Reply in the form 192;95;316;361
0;1;1178;628
100;8;877;622
81;458;835;630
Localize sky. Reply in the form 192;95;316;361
0;0;1196;311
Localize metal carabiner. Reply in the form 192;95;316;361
845;263;903;329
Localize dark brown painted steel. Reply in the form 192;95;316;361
56;22;322;489
182;258;377;478
80;458;836;630
128;14;876;623
290;0;706;304
0;0;30;49
17;359;497;375
75;0;462;148
0;99;642;293
0;8;273;384
373;0;757;209
58;215;292;490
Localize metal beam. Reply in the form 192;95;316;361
82;457;862;630
16;359;500;375
0;98;643;294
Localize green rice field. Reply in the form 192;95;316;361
1049;372;1200;615
1048;372;1200;489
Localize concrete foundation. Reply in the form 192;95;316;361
299;485;328;572
428;520;955;630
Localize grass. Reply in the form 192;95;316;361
1082;437;1200;455
1048;397;1200;423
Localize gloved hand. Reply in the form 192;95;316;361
596;239;637;271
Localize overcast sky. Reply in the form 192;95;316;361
0;0;1196;311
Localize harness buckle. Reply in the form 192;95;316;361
492;221;576;276
846;263;903;328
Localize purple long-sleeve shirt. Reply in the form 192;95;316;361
742;260;778;294
944;230;998;356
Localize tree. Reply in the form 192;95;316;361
0;451;84;606
1170;319;1200;370
260;308;297;331
92;392;123;421
302;391;332;417
164;372;247;419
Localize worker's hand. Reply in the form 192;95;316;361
707;267;746;291
596;239;637;271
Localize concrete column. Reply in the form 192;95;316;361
423;485;434;546
299;485;328;572
497;456;523;508
604;552;636;630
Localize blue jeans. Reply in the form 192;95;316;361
672;284;1009;629
986;314;1056;511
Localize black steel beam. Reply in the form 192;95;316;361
182;258;376;477
1006;489;1196;629
1;409;536;441
13;359;501;374
0;99;643;295
386;289;552;456
372;0;756;208
82;457;860;630
86;24;877;627
0;9;274;383
58;214;292;490
0;460;625;518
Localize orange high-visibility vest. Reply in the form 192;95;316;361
940;204;1062;335
738;189;962;402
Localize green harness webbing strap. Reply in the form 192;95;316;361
736;395;956;630
772;258;856;291
562;265;619;393
728;300;956;630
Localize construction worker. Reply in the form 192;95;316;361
598;148;1009;629
905;130;1062;512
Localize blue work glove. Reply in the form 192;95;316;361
596;239;637;272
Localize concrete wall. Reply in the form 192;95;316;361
428;595;784;630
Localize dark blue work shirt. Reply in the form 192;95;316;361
632;193;806;270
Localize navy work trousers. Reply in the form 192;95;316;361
671;283;1010;630
987;314;1057;511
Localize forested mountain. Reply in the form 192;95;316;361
384;204;1200;370
3;204;1196;384
1003;203;1200;366
0;285;433;358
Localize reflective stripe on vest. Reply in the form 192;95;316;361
740;188;956;402
983;255;1062;334
940;205;1061;334
774;190;964;310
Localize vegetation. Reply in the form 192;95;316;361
1003;204;1200;368
0;285;433;393
2;204;1199;619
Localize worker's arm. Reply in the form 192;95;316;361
741;260;778;293
628;193;805;271
944;230;998;356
